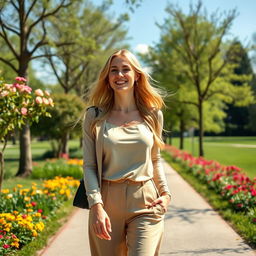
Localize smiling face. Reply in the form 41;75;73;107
108;55;139;93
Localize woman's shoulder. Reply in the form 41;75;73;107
86;106;104;117
149;107;163;119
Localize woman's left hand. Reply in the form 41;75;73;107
150;193;171;213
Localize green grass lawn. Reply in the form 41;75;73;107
1;139;80;185
168;136;256;180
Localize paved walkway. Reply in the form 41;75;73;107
38;160;256;256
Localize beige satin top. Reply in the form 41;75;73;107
102;121;154;181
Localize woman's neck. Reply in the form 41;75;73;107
112;92;137;113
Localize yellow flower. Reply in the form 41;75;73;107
59;189;65;195
11;241;19;248
1;189;9;194
32;230;38;237
35;222;44;232
24;196;31;201
27;208;33;213
17;184;23;188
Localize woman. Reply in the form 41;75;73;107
83;49;171;256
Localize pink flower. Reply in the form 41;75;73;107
35;96;43;104
21;107;28;115
4;83;13;89
44;90;50;96
14;83;23;90
10;87;17;93
48;98;54;107
0;234;3;239
42;98;49;105
15;76;27;82
37;209;43;213
0;90;9;97
35;89;44;97
22;85;32;94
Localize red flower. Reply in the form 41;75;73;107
31;201;37;207
0;235;3;239
224;185;233;190
236;203;243;208
37;209;43;213
3;244;10;249
22;214;27;219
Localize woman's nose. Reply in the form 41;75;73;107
117;70;124;77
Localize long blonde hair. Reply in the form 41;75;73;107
86;49;166;148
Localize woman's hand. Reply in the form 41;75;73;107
90;203;112;240
150;193;171;213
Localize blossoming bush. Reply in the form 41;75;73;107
164;145;256;223
0;176;79;254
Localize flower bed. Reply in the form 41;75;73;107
164;145;256;223
0;176;79;254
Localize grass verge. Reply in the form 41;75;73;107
162;150;256;249
8;199;76;256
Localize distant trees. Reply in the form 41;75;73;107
142;1;255;156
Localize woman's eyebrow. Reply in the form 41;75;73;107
110;64;130;68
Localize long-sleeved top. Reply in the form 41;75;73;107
83;106;170;208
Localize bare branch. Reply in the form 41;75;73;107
0;21;19;36
0;26;19;59
0;56;18;73
27;0;72;39
25;0;37;22
10;0;19;12
30;20;47;55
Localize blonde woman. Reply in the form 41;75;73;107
83;49;171;256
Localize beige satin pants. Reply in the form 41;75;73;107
88;179;165;256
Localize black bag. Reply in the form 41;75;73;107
73;179;89;209
72;106;100;209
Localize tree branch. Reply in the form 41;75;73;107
25;0;37;22
0;57;18;73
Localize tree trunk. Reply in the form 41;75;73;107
179;119;185;150
0;152;4;191
198;100;204;156
16;123;32;177
60;132;69;156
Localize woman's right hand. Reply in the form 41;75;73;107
90;203;112;240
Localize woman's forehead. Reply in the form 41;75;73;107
110;56;131;67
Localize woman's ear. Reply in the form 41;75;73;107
135;73;140;81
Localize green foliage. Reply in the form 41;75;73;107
31;160;83;180
32;93;85;138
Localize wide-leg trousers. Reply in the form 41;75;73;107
88;179;165;256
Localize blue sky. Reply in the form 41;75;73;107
100;0;256;53
36;0;256;83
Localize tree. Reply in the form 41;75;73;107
0;0;73;176
31;94;85;157
224;41;256;135
158;1;254;156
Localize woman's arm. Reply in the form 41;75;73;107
151;109;171;199
83;107;103;208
